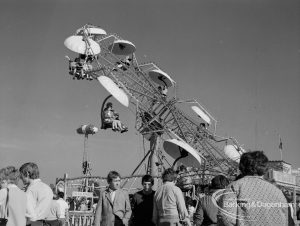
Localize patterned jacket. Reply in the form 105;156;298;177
217;176;288;226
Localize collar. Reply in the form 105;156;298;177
108;188;117;193
27;178;42;189
7;184;18;189
164;181;175;185
31;179;42;184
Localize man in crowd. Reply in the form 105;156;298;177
131;175;156;226
193;175;229;226
218;151;289;226
45;195;60;226
93;171;131;226
56;192;69;226
153;168;191;226
19;162;53;226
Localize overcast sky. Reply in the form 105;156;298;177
0;0;299;184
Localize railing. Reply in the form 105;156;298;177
68;211;94;226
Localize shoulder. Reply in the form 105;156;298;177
0;188;7;194
54;200;61;208
119;189;129;196
173;185;182;192
0;188;7;200
133;190;143;197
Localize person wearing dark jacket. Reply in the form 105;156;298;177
131;175;155;226
193;175;229;226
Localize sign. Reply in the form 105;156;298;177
270;170;296;185
72;191;93;198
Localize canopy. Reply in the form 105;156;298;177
97;76;129;107
191;106;211;125
108;39;136;55
148;69;175;88
163;139;202;168
223;145;241;162
77;27;107;36
64;35;101;55
85;27;107;36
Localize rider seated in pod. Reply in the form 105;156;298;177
103;102;128;133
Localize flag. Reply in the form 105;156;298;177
279;137;283;150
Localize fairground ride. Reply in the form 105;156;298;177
62;24;246;195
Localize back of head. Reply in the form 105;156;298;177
58;192;65;199
177;165;187;173
0;166;20;185
239;151;268;176
162;168;177;182
107;171;120;183
210;175;229;190
19;162;40;179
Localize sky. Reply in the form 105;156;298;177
0;0;299;184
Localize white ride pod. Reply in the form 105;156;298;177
163;139;202;168
85;27;107;36
148;69;175;88
223;144;241;162
108;39;136;56
191;106;211;125
77;124;99;135
76;27;107;36
97;76;129;107
64;35;101;55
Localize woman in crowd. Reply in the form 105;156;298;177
0;166;27;226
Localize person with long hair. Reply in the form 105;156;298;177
0;166;27;226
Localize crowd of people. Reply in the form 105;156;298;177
0;163;68;226
0;151;300;226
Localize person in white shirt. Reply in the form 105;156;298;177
19;162;53;226
56;192;69;226
45;196;60;226
0;166;27;226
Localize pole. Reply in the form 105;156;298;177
63;173;68;201
278;134;283;161
148;134;161;190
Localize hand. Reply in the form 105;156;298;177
181;218;192;226
122;218;129;226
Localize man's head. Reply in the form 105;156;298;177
210;175;229;190
107;171;121;191
141;174;154;193
162;168;177;183
239;151;268;176
19;162;39;185
58;192;65;199
106;102;113;108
